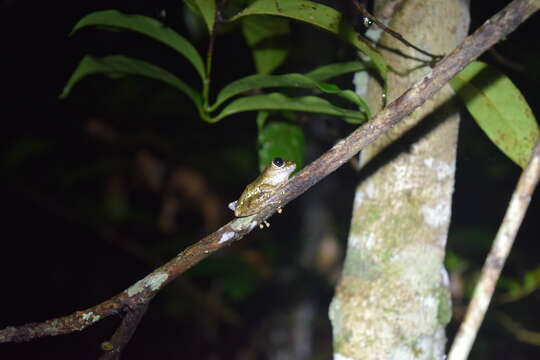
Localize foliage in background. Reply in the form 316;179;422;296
34;0;540;315
3;0;540;356
61;0;391;169
451;61;539;168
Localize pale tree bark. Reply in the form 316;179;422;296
329;0;470;359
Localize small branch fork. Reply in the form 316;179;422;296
1;0;538;356
352;0;444;63
448;140;540;360
99;303;149;360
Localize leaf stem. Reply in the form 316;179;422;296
203;32;216;111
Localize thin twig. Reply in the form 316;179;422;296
448;138;540;360
99;303;150;360
496;311;540;346
489;48;526;72
0;0;538;347
352;0;444;62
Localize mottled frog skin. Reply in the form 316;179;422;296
229;157;296;217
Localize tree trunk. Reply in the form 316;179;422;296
329;1;470;359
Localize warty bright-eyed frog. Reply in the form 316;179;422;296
229;157;296;217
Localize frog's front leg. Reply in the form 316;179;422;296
228;200;238;211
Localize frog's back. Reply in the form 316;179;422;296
233;182;258;216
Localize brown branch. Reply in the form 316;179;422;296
448;137;540;360
0;0;538;346
102;227;239;324
270;0;539;216
99;303;150;360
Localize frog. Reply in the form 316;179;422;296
229;157;296;217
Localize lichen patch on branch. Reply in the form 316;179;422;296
126;273;168;296
219;232;235;244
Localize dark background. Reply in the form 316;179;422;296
1;0;539;359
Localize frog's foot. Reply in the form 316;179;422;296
228;201;237;211
277;207;283;214
259;220;271;229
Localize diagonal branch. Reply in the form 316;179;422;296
0;0;538;346
448;138;540;360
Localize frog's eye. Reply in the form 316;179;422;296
272;157;284;167
362;17;373;28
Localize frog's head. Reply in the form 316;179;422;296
263;157;296;185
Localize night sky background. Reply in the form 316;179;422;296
1;1;539;359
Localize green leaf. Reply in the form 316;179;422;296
256;111;271;130
523;272;538;293
445;251;468;272
215;70;369;111
183;0;200;16
61;55;202;110
213;72;370;119
499;265;540;303
305;61;367;82
213;92;368;123
258;121;305;172
242;16;290;74
338;90;372;123
450;61;539;168
184;0;217;33
71;10;206;80
190;255;261;302
219;267;260;302
228;0;387;90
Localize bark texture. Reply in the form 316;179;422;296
330;1;470;359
